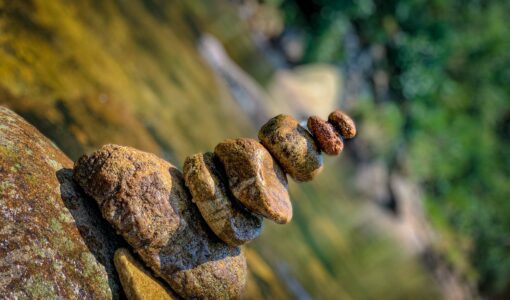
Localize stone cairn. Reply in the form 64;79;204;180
73;111;356;299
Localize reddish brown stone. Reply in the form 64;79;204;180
307;116;344;155
328;110;357;139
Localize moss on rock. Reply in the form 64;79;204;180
0;107;122;298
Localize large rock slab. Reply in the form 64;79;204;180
0;107;122;298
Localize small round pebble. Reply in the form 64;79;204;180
328;110;356;139
307;116;344;155
183;152;263;246
258;114;323;182
214;138;292;224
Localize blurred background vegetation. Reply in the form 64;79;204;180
274;0;510;295
0;0;508;299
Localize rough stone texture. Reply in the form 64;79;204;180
74;144;181;250
74;144;247;299
258;114;323;182
0;107;122;298
184;152;263;246
114;248;178;300
214;138;292;224
307;116;344;156
328;110;357;139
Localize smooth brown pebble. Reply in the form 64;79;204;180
328;110;357;139
183;152;263;246
74;144;246;299
114;248;178;300
258;114;323;182
214;138;292;224
307;116;344;155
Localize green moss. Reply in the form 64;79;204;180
9;163;21;172
0;181;14;194
26;275;58;299
49;218;63;233
61;236;75;252
58;211;75;224
80;252;99;278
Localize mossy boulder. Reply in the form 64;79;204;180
0;107;122;298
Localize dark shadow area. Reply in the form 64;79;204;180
57;168;126;299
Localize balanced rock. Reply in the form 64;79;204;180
73;144;181;250
74;144;246;299
214;138;292;224
259;114;323;181
307;116;343;156
328;110;357;139
183;152;263;246
0;107;121;298
114;248;178;300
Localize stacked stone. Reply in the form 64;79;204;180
73;110;355;299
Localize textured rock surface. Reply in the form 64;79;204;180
259;114;323;181
114;248;178;300
183;152;263;246
74;144;181;250
74;144;247;299
328;110;357;139
0;107;122;298
214;138;292;224
307;116;344;156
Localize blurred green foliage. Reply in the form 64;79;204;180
278;0;510;295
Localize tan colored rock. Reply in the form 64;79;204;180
74;144;246;299
214;138;292;224
307;116;344;156
183;152;263;246
114;248;178;300
258;115;323;181
73;144;180;250
328;110;357;139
